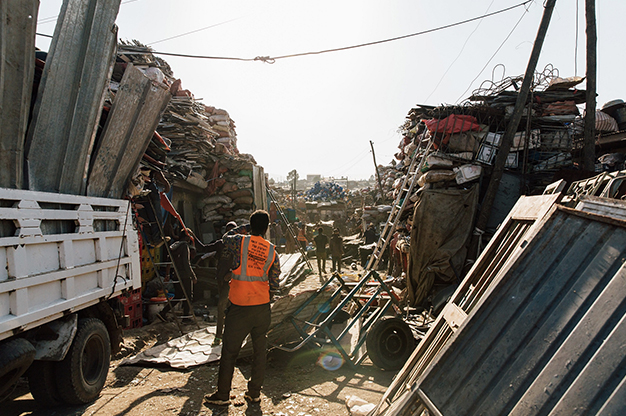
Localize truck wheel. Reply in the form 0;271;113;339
27;361;64;406
0;338;36;398
56;318;111;404
366;316;415;371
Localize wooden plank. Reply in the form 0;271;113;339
0;0;38;189
86;64;172;198
441;303;466;332
576;195;626;220
26;0;121;195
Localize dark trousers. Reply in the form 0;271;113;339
332;255;341;272
217;303;271;398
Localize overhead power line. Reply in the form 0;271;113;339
37;0;531;63
37;0;143;25
455;1;532;104
50;0;531;64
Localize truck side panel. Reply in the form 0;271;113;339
0;188;141;341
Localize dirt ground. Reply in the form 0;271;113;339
4;270;396;416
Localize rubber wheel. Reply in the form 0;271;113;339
0;338;36;398
56;318;111;404
27;360;64;406
366;316;416;371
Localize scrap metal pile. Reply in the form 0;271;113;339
376;66;587;227
117;42;259;225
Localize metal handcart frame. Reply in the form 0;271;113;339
270;270;402;367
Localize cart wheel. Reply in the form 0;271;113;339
366;316;415;371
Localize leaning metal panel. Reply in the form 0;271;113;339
25;0;121;195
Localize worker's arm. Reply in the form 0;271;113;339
268;254;281;293
224;223;250;237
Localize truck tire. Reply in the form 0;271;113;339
56;318;111;404
366;316;415;371
0;338;36;398
27;361;64;406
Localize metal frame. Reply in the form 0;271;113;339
269;270;401;367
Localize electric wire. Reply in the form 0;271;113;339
148;16;244;45
267;0;532;62
40;0;532;64
36;0;143;25
455;1;532;104
323;149;370;176
424;0;496;103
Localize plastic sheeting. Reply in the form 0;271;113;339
407;185;478;306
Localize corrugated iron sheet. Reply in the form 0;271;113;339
416;206;626;416
86;64;171;198
373;194;561;416
25;0;121;195
0;0;38;189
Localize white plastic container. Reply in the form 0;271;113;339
454;164;482;184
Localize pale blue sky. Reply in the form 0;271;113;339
36;0;626;180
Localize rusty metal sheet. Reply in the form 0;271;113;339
0;0;38;189
86;64;171;198
415;206;626;416
25;0;120;195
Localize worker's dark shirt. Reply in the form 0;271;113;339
313;233;329;254
170;240;196;281
222;224;280;291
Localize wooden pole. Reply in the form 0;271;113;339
470;0;557;259
583;0;597;170
370;140;385;202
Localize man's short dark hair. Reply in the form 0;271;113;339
250;210;270;235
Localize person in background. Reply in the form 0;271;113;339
195;221;240;345
329;228;344;273
364;222;378;245
297;224;308;251
204;210;280;406
313;227;329;275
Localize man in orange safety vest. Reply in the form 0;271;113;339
204;210;280;406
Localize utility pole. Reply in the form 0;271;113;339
583;0;597;170
370;140;385;202
470;0;557;260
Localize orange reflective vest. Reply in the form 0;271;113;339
230;235;276;306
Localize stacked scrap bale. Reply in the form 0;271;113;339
304;181;346;201
117;42;260;228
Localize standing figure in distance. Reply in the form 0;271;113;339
329;228;344;273
313;227;329;275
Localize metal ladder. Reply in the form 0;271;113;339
268;189;314;273
366;132;433;271
141;196;200;334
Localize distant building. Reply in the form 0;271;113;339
307;174;321;183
